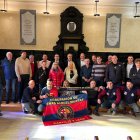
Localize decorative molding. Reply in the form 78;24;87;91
20;9;36;45
105;13;122;48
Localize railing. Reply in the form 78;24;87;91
60;136;133;140
59;87;94;91
25;136;133;140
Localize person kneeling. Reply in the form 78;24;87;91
38;79;58;114
120;80;140;117
97;81;121;115
21;80;39;114
82;80;101;116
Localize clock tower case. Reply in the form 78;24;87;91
60;6;83;39
53;6;89;58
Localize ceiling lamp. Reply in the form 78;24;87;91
94;0;100;16
134;2;140;18
43;0;50;14
0;0;7;12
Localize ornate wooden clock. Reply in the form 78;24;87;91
53;6;89;58
59;6;83;39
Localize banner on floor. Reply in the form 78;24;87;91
42;94;91;126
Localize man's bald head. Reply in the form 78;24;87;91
28;80;35;89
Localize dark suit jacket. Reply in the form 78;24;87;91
105;62;126;84
123;62;135;79
0;65;5;86
129;67;140;87
32;61;38;80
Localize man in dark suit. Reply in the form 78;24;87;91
123;55;135;81
129;58;140;88
64;53;77;69
50;54;64;70
105;55;125;86
76;53;86;86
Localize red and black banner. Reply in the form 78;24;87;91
42;94;91;126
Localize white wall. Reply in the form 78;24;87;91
0;1;140;52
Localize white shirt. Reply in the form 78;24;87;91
137;68;140;72
80;60;85;67
38;60;51;68
126;63;133;78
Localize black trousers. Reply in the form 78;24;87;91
18;74;30;102
88;98;99;112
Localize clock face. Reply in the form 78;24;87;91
67;22;77;32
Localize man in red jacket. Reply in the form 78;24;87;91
97;81;121;115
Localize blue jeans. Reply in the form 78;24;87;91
22;102;33;112
5;79;16;101
38;104;45;112
119;101;140;113
0;81;3;104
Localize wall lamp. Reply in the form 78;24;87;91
134;2;140;18
43;0;50;14
0;0;7;12
94;0;100;16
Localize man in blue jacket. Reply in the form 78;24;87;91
1;52;17;103
129;58;140;88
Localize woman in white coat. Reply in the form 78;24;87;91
64;61;78;87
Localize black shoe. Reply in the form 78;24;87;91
93;111;100;116
13;100;17;103
24;111;29;114
122;109;127;115
88;109;92;115
129;110;136;117
0;112;3;116
31;110;36;115
38;112;43;116
6;101;9;104
132;111;136;117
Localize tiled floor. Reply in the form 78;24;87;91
0;102;140;140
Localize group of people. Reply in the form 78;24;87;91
0;51;140;117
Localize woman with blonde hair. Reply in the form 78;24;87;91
60;80;75;97
64;61;78;87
